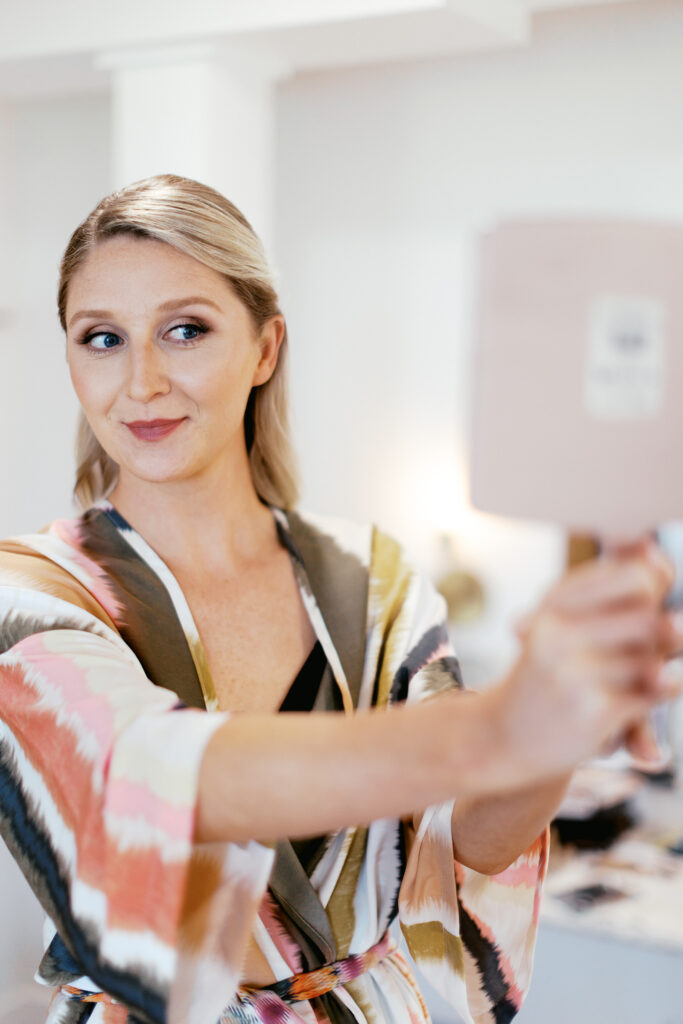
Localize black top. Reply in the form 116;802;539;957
278;641;327;713
278;640;331;874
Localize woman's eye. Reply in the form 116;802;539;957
168;323;208;343
84;332;121;351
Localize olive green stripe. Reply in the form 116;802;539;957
400;921;465;976
369;532;412;709
344;977;379;1023
327;827;368;957
187;634;218;710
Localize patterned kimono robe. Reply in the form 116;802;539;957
0;502;548;1024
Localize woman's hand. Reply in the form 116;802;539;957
487;538;683;786
196;539;681;845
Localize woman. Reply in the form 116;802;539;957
0;174;677;1024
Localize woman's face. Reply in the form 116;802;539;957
65;235;282;492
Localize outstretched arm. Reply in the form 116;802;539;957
447;538;679;874
448;775;569;875
197;541;679;848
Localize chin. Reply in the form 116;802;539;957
106;434;193;477
134;466;196;486
114;452;197;486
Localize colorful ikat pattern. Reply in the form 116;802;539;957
0;504;548;1024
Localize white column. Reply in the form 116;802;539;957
0;102;17;319
101;44;281;248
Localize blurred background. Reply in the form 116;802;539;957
1;0;683;1021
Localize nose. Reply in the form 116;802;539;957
126;341;171;402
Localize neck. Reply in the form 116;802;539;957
107;451;277;576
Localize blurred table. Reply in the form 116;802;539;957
516;769;683;1024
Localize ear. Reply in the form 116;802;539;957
252;316;285;387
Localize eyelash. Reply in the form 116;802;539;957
78;321;210;352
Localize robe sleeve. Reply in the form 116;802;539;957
373;547;548;1024
0;584;274;1024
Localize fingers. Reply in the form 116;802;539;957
569;648;683;711
506;540;680;778
600;536;674;587
557;645;683;698
563;651;659;692
656;656;683;699
663;611;683;658
547;551;671;615
517;542;676;655
645;541;676;594
525;608;664;678
500;644;678;782
550;607;683;657
559;607;661;653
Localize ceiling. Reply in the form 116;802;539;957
0;0;654;98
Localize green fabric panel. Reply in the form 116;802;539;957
400;920;465;975
326;827;368;958
76;509;206;709
284;511;369;708
268;841;336;965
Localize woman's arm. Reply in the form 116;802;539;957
197;539;680;848
447;703;669;876
448;775;570;875
197;689;499;843
445;538;679;875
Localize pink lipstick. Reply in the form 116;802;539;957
125;418;186;441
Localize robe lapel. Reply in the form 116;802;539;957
268;661;339;968
266;511;373;970
75;508;207;709
78;505;373;977
277;511;370;710
268;841;336;966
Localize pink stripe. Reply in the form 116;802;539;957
14;634;116;763
426;641;451;664
460;870;539;1007
458;838;549;1009
107;777;192;840
491;858;540;888
14;634;193;843
405;640;452;684
258;892;305;974
465;912;524;1008
534;829;550;923
50;519;125;622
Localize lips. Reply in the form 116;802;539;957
124;418;187;441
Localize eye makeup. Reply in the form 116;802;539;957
75;320;210;353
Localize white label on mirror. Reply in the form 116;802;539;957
584;295;666;419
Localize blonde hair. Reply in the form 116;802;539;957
58;173;299;511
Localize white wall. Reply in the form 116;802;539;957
274;0;683;671
0;92;111;539
1;7;681;633
0;92;111;1022
3;2;683;664
1;2;683;1018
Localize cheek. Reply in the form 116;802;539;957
186;351;259;410
67;358;90;406
68;358;117;415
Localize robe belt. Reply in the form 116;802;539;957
60;986;113;1004
60;931;395;1011
242;929;394;1004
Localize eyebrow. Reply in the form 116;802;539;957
67;296;223;330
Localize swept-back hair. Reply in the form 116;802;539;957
58;173;298;510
